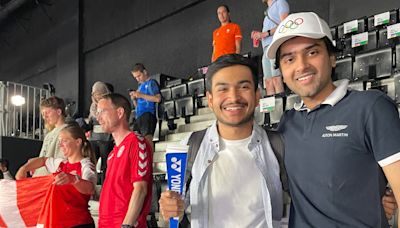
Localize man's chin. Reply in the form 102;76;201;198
218;117;253;128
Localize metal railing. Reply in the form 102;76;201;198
0;81;50;140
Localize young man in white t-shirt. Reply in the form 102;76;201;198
159;54;283;228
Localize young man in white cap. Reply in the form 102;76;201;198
267;12;400;227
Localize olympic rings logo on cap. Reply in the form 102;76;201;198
278;18;304;33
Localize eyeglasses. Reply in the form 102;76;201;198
95;108;116;117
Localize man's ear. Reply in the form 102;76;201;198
207;91;214;111
330;54;336;68
117;107;125;120
255;88;261;107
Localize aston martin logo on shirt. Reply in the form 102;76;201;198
322;125;349;138
326;125;348;132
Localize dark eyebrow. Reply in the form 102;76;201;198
280;43;322;60
214;80;252;87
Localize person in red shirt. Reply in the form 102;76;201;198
96;93;153;228
211;4;242;62
16;123;97;228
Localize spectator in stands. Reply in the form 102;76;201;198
251;0;289;96
211;4;242;62
97;93;153;228
34;96;67;177
15;123;97;228
159;54;283;227
0;158;13;180
129;63;161;151
267;12;400;227
86;81;114;184
158;54;398;227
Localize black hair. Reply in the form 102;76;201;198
101;93;132;122
218;4;230;13
0;158;10;171
205;54;259;93
274;36;340;69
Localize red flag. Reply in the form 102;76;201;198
36;183;93;227
0;175;93;228
0;175;53;227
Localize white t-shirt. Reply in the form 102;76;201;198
45;157;97;185
2;171;13;180
208;136;268;228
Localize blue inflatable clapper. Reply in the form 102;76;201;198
166;144;189;228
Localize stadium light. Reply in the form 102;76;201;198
11;95;26;106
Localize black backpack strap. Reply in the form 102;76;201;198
184;129;207;195
179;129;207;228
265;129;289;193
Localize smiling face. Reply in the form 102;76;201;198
59;131;81;158
278;37;336;105
96;98;122;133
207;64;260;129
217;5;230;25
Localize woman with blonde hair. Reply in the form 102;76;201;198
16;123;97;228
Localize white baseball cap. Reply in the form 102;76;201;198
266;12;332;59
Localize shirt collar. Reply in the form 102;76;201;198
294;79;349;112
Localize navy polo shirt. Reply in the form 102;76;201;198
278;80;400;228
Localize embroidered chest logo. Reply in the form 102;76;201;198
322;125;349;138
117;145;125;157
226;28;230;33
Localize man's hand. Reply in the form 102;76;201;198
251;30;262;40
53;172;75;185
383;188;398;220
159;191;185;221
129;90;140;100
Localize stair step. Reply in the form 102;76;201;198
153;151;166;162
153;161;167;174
165;131;192;142
197;107;212;115
177;119;214;133
154;141;168;153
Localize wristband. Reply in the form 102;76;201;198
121;221;138;228
267;30;271;36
